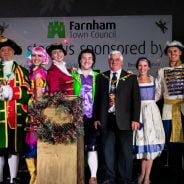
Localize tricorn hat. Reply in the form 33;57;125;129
46;43;67;56
164;40;184;55
0;36;22;55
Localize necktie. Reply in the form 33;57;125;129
109;72;117;111
110;72;117;94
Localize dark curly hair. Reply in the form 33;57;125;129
78;48;96;68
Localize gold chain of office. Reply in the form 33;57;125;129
101;73;132;85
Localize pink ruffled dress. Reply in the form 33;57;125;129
25;65;47;158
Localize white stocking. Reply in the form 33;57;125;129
0;156;5;182
8;155;19;183
88;151;98;178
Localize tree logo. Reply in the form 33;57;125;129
48;21;65;38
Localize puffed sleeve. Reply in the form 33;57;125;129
155;68;164;102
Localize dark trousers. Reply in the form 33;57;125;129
83;116;99;151
163;120;184;183
101;114;133;184
0;128;17;156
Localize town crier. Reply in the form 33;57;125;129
0;36;31;184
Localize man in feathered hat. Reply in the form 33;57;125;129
0;36;31;184
156;40;184;183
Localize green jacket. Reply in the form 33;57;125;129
72;71;99;101
0;61;31;151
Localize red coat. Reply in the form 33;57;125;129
46;64;73;95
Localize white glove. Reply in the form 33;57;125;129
0;85;13;100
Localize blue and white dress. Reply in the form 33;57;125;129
133;76;165;160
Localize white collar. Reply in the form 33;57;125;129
77;68;93;76
53;60;66;66
110;69;121;75
3;60;14;66
53;60;71;76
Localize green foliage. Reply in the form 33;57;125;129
28;92;84;144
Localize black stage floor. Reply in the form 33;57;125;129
2;150;184;184
17;161;183;184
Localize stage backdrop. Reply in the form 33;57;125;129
0;15;172;76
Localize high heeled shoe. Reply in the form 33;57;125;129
143;179;151;184
89;177;97;184
137;176;144;184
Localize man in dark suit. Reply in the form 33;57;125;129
94;50;141;184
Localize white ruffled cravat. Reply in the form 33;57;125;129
3;60;14;80
53;60;71;76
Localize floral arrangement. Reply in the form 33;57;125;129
28;92;84;144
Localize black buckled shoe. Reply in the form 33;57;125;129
12;178;20;184
6;177;20;184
